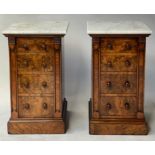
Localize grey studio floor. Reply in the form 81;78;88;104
0;14;155;141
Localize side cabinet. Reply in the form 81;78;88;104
3;22;68;134
87;21;152;135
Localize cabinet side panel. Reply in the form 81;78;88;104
61;37;65;101
137;37;146;119
92;37;100;118
54;37;62;118
8;36;18;119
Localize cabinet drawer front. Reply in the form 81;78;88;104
18;74;54;94
99;96;137;117
100;73;137;94
18;96;55;118
17;53;54;73
101;38;138;53
100;54;137;72
16;37;55;53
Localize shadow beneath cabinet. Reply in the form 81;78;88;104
66;111;70;133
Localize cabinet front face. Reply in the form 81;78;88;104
9;36;62;120
92;37;143;119
16;37;56;119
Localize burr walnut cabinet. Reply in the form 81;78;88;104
87;21;152;135
3;21;68;134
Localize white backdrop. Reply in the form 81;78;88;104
0;14;155;140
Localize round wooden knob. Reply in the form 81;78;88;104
23;81;29;89
106;81;112;88
107;61;112;67
42;102;48;109
22;44;29;51
106;103;112;110
24;103;30;110
124;102;130;110
125;60;131;67
42;63;47;68
124;43;132;51
23;60;29;67
107;43;113;50
42;56;47;68
41;44;47;50
42;81;47;88
124;81;130;88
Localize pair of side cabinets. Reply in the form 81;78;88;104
2;21;152;135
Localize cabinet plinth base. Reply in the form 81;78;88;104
8;100;68;134
89;100;149;135
89;119;148;135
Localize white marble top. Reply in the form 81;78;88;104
87;21;152;34
3;21;68;35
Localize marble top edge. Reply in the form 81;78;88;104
87;21;152;35
3;21;69;35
